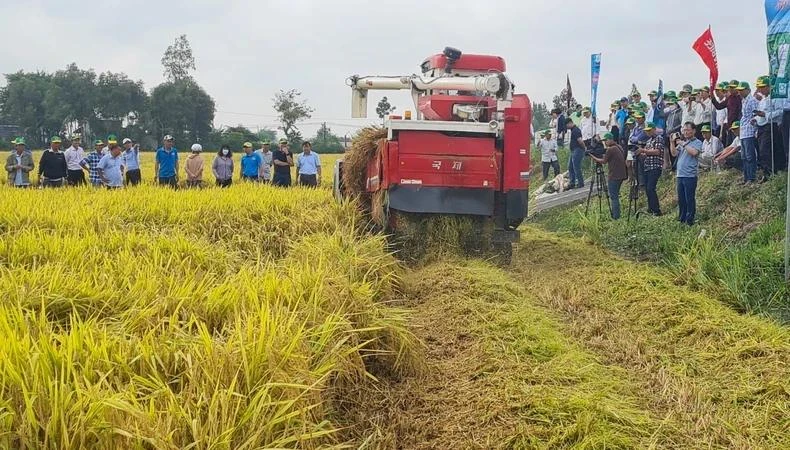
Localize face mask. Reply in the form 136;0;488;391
222;149;229;156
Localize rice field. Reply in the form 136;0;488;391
0;182;419;448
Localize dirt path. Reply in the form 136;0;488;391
354;228;789;449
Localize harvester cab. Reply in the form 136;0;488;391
336;47;532;260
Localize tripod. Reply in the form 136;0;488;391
626;165;641;223
585;162;611;216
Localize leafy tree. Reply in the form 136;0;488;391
45;64;97;137
256;128;277;145
161;35;196;82
273;89;313;149
552;87;580;115
376;96;396;123
531;102;551;133
0;71;58;146
94;71;148;140
310;122;344;154
221;125;258;150
149;79;215;148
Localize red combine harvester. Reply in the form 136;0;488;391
334;47;532;259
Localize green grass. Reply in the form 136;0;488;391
532;169;789;323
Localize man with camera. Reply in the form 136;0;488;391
670;122;703;225
633;121;664;216
589;132;627;219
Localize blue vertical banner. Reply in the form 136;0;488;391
766;0;790;98
590;53;602;118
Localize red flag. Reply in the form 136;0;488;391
692;27;719;89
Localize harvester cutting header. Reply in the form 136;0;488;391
335;47;532;261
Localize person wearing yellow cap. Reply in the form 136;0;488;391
240;142;262;182
272;138;294;187
64;133;89;186
255;141;274;183
736;81;759;184
5;137;34;188
37;136;68;188
753;75;787;178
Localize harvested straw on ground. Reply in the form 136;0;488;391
342;126;387;197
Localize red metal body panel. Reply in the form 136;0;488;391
502;94;532;192
417;95;496;121
422;54;506;73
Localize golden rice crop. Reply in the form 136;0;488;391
0;184;420;448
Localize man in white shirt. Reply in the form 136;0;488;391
714;121;742;166
697;88;714;129
64;133;89;186
753;75;787;178
700;124;723;169
580;107;597;146
537;130;560;180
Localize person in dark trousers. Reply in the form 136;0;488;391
753;75;787;179
240;142;261;182
212;146;234;187
590;132;628;220
155;135;179;187
38;136;68;188
551;108;567;147
670;122;702;225
64;134;88;186
711;79;742;146
272;138;294;187
566;120;587;189
634;122;664;216
537;130;561;180
296;141;321;187
122;138;142;185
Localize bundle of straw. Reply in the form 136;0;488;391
342;126;387;197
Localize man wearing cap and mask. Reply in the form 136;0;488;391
712;80;743;146
256;141;274;183
272;138;294;187
122;138;142;185
64;133;89;186
155;135;179;187
86;140;106;186
753;75;787;179
38;136;68;188
5;138;34;187
537;130;560;181
737;81;759;184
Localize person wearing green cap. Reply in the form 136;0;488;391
754;76;787;178
537;130;560;181
38;136;68;188
715;121;743;165
589;132;627;220
272;138;294;187
737;81;759;183
634;122;664;216
255;141;274;183
5;138;35;187
711;79;742;146
64;134;89;186
700;124;723;170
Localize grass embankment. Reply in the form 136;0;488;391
533;169;789;322
512;228;789;449
0;185;419;448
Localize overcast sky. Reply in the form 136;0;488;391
0;0;770;138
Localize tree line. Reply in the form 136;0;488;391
0;35;346;153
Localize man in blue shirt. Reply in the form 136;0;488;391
122;138;142;185
670;122;702;225
155;135;179;187
565;120;587;189
240;142;262;181
296;141;322;187
97;143;125;189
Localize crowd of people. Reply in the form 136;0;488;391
539;75;790;225
5;135;323;189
